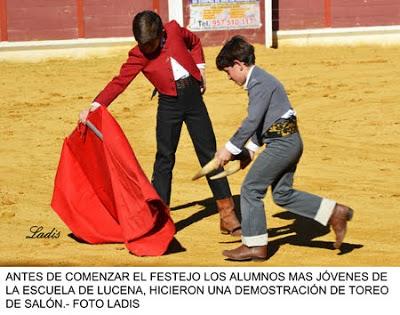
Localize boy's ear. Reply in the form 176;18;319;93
233;60;245;71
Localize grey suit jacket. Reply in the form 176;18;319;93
230;66;293;149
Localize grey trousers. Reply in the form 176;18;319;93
240;132;336;247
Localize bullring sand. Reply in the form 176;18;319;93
1;45;399;266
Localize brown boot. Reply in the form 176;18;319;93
216;197;241;236
328;203;354;249
223;244;267;261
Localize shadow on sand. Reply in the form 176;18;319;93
171;196;363;258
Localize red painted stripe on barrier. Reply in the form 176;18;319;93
153;0;160;13
324;0;332;27
0;0;8;41
76;0;85;38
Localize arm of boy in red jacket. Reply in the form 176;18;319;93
93;47;147;107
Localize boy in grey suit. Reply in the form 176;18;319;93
215;36;353;261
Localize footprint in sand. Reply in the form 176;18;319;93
0;211;16;219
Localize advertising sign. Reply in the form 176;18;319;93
188;0;261;31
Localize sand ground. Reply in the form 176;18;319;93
0;44;399;266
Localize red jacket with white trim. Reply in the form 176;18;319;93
94;20;204;106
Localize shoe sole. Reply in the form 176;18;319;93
220;226;241;236
224;257;267;262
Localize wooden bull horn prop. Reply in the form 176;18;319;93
192;158;241;181
192;157;220;181
210;161;241;180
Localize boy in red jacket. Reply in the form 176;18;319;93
80;11;241;236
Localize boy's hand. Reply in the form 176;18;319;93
79;103;100;123
215;147;232;168
79;108;90;123
200;68;206;95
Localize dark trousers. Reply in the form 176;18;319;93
151;79;232;205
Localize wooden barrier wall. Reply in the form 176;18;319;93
0;0;166;41
274;0;400;30
0;0;399;43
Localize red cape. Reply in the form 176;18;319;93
51;107;175;256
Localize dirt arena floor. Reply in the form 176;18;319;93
1;44;399;266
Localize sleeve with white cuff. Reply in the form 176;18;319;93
91;102;102;110
245;140;260;152
225;141;242;155
225;139;259;156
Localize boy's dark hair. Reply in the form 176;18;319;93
216;35;255;70
132;11;163;44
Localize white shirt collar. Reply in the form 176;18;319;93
244;65;256;90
